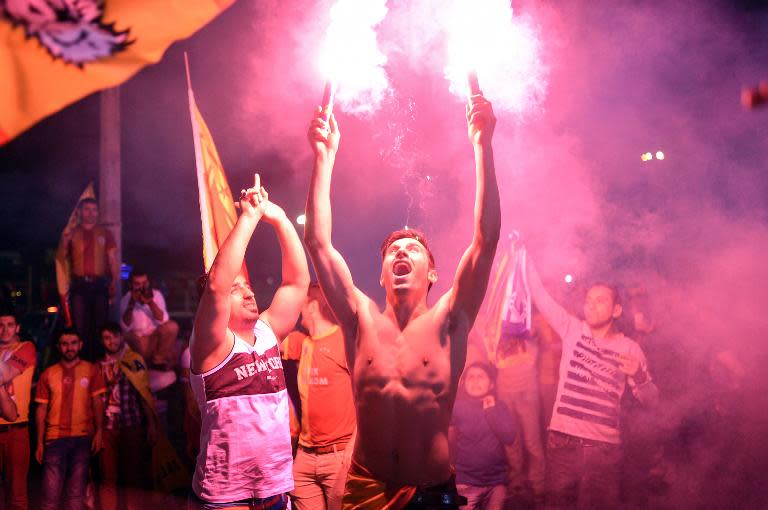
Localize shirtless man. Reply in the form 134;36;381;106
304;95;500;509
190;175;310;510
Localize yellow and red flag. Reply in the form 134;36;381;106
0;0;235;145
187;67;244;275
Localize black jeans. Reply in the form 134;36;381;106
69;276;109;359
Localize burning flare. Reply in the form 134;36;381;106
319;0;389;116
444;0;547;115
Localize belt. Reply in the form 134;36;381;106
298;441;348;455
0;422;27;433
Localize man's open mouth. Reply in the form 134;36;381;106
392;261;412;276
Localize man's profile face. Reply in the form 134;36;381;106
0;315;19;345
58;334;82;362
380;238;436;296
79;202;99;226
229;275;259;323
583;285;621;329
130;274;150;294
101;329;124;354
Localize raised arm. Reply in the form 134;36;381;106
259;203;310;340
525;256;576;339
304;108;363;341
191;174;268;373
447;95;501;332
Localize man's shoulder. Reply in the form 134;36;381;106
8;340;36;358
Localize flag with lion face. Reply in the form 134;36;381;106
0;0;234;144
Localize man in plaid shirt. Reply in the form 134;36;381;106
97;322;158;510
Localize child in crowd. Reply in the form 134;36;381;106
450;361;517;510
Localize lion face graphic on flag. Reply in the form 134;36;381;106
2;0;131;65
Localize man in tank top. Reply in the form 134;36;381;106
189;174;310;510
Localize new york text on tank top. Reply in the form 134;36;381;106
198;322;286;402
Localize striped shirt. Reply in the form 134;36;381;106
528;264;652;444
0;341;36;425
35;360;106;441
66;225;116;278
190;320;293;503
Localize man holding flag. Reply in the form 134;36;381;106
56;197;120;359
189;174;309;509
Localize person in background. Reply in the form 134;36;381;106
57;198;119;359
120;269;179;370
35;327;106;510
449;361;517;510
96;322;158;510
525;255;659;509
0;306;36;510
281;283;356;510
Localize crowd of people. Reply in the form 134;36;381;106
0;94;693;510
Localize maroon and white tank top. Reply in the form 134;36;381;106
190;320;293;502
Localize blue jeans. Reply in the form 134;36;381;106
543;431;621;510
41;436;92;510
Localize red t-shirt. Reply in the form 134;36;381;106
282;326;356;447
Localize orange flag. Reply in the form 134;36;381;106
186;61;245;276
0;0;235;145
55;182;96;325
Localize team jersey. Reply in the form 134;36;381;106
35;360;106;440
0;341;36;425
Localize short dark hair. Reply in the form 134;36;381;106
0;305;18;323
78;197;98;209
464;361;497;383
380;228;435;268
58;327;80;341
100;322;121;337
590;283;621;307
129;268;149;282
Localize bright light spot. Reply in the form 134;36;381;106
564;274;573;284
47;306;58;313
404;225;410;230
655;151;665;160
426;175;431;181
296;214;306;226
641;152;653;162
319;0;389;115
14;291;22;297
444;0;547;115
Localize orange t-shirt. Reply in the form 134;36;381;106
282;326;356;447
35;360;106;441
0;341;36;425
67;225;116;278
